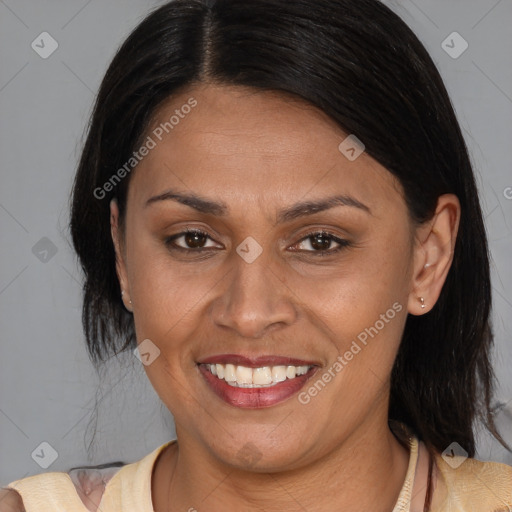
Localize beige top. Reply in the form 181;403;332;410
5;427;512;511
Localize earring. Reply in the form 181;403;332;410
419;297;425;309
121;290;132;306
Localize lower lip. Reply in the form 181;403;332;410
198;364;317;409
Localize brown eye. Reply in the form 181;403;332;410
165;229;220;251
310;233;332;251
293;231;350;254
184;231;208;248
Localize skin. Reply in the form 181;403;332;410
110;83;460;512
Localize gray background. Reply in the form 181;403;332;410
1;0;511;486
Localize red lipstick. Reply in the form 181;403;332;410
197;354;319;409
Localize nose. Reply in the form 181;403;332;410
210;251;298;338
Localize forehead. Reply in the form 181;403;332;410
127;83;404;218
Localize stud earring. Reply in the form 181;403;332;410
121;290;132;306
419;297;425;309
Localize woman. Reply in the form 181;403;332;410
2;0;511;510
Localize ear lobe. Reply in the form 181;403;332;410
110;199;133;312
407;194;460;315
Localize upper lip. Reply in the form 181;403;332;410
197;354;320;368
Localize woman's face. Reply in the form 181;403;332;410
111;83;442;470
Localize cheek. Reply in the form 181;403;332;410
292;227;411;384
129;263;218;360
124;221;212;330
124;248;216;407
127;255;211;409
293;227;411;326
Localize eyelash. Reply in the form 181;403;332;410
165;229;351;256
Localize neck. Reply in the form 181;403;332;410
152;415;410;512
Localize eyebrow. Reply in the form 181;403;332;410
144;189;371;221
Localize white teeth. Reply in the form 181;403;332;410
286;366;296;379
236;365;253;384
272;366;287;383
225;364;237;382
296;365;308;376
205;363;312;387
253;367;272;385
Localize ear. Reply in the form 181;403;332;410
407;194;461;315
110;199;133;312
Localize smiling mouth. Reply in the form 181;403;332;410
196;356;319;408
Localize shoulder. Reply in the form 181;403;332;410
3;462;126;512
2;443;173;511
433;452;512;508
0;488;25;512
